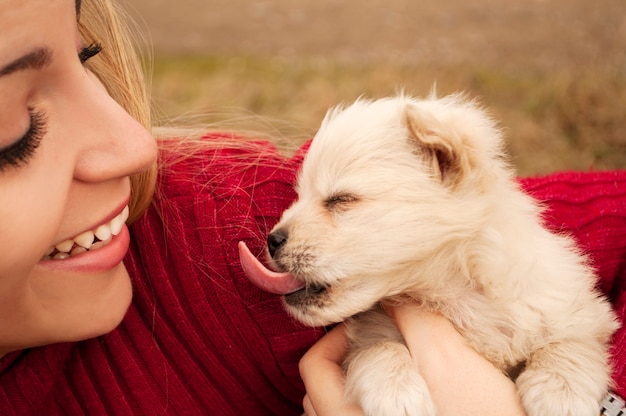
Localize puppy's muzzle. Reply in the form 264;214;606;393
268;229;288;258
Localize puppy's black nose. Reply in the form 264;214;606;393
268;229;288;258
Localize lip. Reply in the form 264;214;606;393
38;197;132;273
284;284;329;305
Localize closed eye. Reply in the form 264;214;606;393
0;110;47;173
324;193;360;210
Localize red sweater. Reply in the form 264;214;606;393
1;135;625;415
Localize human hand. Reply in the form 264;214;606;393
386;303;527;416
299;324;363;416
299;304;526;416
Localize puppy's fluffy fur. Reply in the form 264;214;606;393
269;94;618;415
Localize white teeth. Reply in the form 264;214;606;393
55;239;75;253
110;206;129;236
43;205;129;260
94;223;112;242
74;230;95;249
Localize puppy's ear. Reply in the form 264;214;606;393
404;103;472;187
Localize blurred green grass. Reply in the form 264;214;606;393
147;55;625;176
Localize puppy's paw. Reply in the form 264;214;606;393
346;341;436;416
516;343;610;416
518;373;601;416
359;379;435;416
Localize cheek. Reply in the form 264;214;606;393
0;144;76;316
326;207;415;269
0;177;68;279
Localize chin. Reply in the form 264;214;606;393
39;262;134;345
1;263;133;354
78;263;133;340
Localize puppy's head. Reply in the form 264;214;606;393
256;94;508;326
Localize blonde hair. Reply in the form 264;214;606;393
77;0;157;224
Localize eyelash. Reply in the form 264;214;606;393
0;43;102;172
79;42;103;64
0;111;47;172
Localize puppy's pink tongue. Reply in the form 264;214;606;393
238;241;305;295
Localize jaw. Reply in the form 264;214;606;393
282;281;388;327
284;302;355;327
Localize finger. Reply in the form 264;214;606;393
385;302;423;346
385;303;456;350
302;394;316;416
384;301;419;330
299;325;362;416
299;325;350;411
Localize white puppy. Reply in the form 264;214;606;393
239;93;618;416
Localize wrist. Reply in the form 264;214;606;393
396;308;526;416
401;310;467;367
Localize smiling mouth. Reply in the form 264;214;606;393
42;206;130;261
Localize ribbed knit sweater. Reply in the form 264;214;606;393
0;135;625;415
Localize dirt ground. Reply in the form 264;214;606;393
124;0;626;71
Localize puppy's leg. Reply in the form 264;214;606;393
516;339;611;416
345;340;436;416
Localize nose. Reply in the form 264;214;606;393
71;72;157;183
267;229;288;258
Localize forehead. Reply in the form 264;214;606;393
0;0;78;26
0;0;79;125
0;0;77;52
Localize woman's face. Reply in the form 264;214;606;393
0;0;157;355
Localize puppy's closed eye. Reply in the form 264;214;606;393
324;193;360;211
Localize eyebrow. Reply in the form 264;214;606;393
0;48;53;78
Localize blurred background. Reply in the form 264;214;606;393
124;0;625;175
